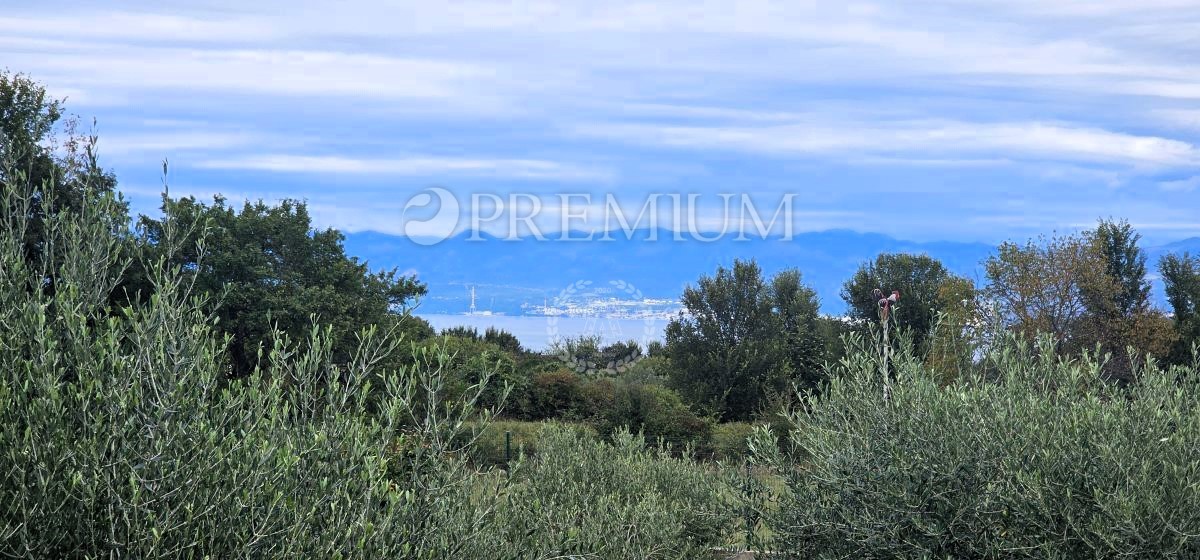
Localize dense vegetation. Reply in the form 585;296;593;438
757;333;1200;558
5;69;1200;557
0;111;737;558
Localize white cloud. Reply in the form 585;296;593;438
615;103;803;122
120;183;251;203
1132;222;1200;231
574;119;1200;169
1154;109;1200;130
19;46;488;101
1160;176;1200;192
1122;81;1200;100
90;121;312;161
195;154;609;181
0;12;280;44
98;131;267;157
6;0;1200;107
308;191;863;238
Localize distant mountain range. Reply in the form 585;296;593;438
341;229;1200;315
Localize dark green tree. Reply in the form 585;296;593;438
1161;253;1200;365
484;327;525;355
442;326;481;340
841;253;971;352
665;259;822;421
1084;219;1151;317
597;340;644;367
1;70;124;291
815;316;852;365
1076;219;1176;377
0;71;59;189
139;195;428;376
770;269;826;389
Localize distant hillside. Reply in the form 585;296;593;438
342;230;1200;316
1147;237;1200;263
343;229;998;315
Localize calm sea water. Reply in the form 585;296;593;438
419;313;669;351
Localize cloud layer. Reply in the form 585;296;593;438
4;0;1200;241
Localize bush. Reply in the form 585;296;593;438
754;331;1200;558
526;369;584;419
0;176;505;557
531;375;712;453
414;335;524;413
598;383;712;452
483;327;524;355
574;376;619;420
502;425;739;559
467;420;543;466
618;354;672;385
710;422;756;461
460;420;595;466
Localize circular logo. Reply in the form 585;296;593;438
402;186;460;245
544;279;663;376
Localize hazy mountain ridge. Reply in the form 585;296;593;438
342;229;1200;315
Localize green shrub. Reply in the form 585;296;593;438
617;354;673;385
502;425;739;559
754;331;1200;558
710;422;755;461
459;420;596;466
483;327;524;355
601;383;712;452
467;420;543;466
414;335;524;413
555;377;712;453
574;376;619;420
0;175;505;558
526;369;584;419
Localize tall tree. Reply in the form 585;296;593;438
0;71;123;284
1161;253;1200;365
841;253;973;353
924;275;981;383
139;196;428;376
984;234;1103;352
986;226;1174;372
1083;219;1151;318
771;269;826;389
1077;220;1175;375
1;71;61;195
665;259;822;421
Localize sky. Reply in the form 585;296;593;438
4;0;1200;244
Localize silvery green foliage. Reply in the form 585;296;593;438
0;163;745;559
755;330;1200;558
0;168;503;557
500;426;739;559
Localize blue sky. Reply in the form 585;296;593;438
5;0;1200;244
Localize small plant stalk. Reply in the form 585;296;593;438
875;288;899;404
881;314;892;403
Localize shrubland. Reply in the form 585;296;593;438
753;330;1200;558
